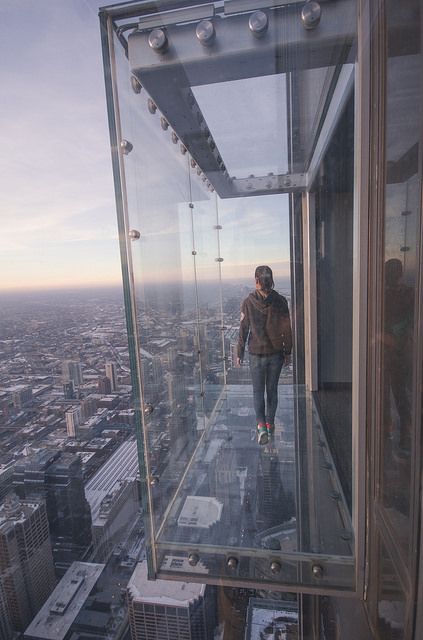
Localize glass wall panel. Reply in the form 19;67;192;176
378;0;422;568
313;93;355;511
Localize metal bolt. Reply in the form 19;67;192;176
120;139;133;155
270;561;281;574
192;250;197;255
148;28;168;51
149;475;159;486
196;19;215;46
160;117;169;130
130;76;142;94
143;403;154;416
190;159;197;169
171;132;179;144
249;10;268;36
312;564;324;578
227;557;238;570
188;553;199;566
147;99;157;114
301;2;321;30
215;257;224;262
180;144;187;155
128;229;140;240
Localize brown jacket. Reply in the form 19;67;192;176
237;290;292;360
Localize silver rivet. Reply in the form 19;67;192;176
130;76;142;94
180;144;187;155
143;403;154;415
312;564;324;578
160;117;169;130
147;99;157;114
128;229;140;240
227;557;238;569
301;2;321;30
196;20;215;46
188;553;199;566
192;250;197;255
189;203;194;209
215;257;224;263
120;139;133;155
148;28;167;51
249;10;268;36
190;159;197;169
270;561;281;574
171;132;178;144
149;475;159;486
196;168;202;176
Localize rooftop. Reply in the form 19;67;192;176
128;561;205;607
24;562;105;640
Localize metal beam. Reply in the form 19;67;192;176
127;0;355;197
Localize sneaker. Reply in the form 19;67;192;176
257;423;268;445
266;422;275;436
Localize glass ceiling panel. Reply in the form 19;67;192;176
192;74;288;179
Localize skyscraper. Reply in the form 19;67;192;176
105;361;118;392
98;375;112;395
62;360;83;387
65;405;81;438
13;451;92;575
127;561;216;640
0;493;55;632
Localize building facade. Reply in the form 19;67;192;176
13;451;92;575
0;493;55;633
127;562;216;640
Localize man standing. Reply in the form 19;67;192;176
237;266;292;445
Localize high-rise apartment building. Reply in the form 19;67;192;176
98;375;112;395
62;360;83;387
0;493;55;633
105;361;118;392
13;451;92;575
127;562;216;640
65;405;81;438
0;580;12;640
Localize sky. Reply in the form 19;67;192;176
0;0;120;291
0;0;291;292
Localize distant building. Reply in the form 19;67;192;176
91;478;139;562
24;561;105;640
62;361;83;387
65;405;81;438
62;380;75;400
127;561;217;640
11;384;32;410
105;362;118;392
98;375;112;395
80;395;98;421
0;578;13;640
0;493;56;633
244;597;298;640
13;451;92;576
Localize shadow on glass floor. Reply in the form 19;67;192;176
152;385;355;591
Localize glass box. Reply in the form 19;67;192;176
100;0;363;594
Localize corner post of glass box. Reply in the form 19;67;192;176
99;8;157;579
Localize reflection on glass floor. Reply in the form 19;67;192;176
154;385;353;563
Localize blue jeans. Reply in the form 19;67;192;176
249;352;284;425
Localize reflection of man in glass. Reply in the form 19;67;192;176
383;258;414;456
237;266;292;445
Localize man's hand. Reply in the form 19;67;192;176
236;357;242;367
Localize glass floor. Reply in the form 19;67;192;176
151;385;355;591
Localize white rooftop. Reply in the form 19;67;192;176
128;561;205;607
178;495;223;529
